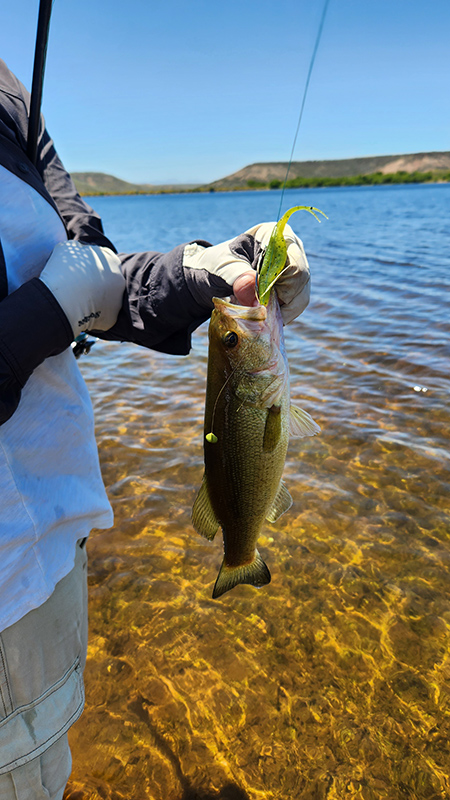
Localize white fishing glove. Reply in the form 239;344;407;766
39;240;125;337
182;222;310;324
246;221;311;323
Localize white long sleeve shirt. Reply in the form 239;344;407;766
0;164;113;632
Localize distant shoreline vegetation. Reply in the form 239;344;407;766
242;170;450;191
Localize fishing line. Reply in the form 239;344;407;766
207;357;243;442
276;0;331;220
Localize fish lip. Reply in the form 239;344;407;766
250;358;279;375
212;297;267;321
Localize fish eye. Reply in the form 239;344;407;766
223;330;239;348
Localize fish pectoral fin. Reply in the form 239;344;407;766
266;481;293;523
289;405;321;438
263;404;282;452
212;550;271;599
191;476;219;541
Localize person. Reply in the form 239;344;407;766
0;57;311;799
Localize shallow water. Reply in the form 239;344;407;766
65;186;450;800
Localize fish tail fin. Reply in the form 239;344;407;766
212;550;271;599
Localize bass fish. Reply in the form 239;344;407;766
192;290;320;599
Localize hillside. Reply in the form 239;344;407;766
71;172;199;195
71;172;155;195
207;152;450;190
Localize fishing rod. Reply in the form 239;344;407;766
27;0;54;165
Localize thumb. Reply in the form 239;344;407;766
232;271;259;306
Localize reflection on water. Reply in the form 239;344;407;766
65;186;450;800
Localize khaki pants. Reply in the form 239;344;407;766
0;540;88;800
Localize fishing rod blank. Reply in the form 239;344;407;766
27;0;54;165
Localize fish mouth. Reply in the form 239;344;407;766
250;358;279;375
212;297;267;321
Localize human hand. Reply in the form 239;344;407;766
182;221;310;324
239;221;310;322
39;240;125;337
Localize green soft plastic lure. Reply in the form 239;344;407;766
257;205;327;306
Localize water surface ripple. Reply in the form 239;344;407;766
65;186;450;800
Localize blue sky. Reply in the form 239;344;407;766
1;0;449;184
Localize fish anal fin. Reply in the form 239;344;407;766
290;405;321;438
212;550;271;599
266;480;293;523
191;476;219;541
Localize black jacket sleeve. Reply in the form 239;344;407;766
36;126;117;252
95;244;211;355
0;280;73;423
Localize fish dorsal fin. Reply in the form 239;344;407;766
266;481;293;523
212;550;271;599
191;476;219;541
289;405;321;438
